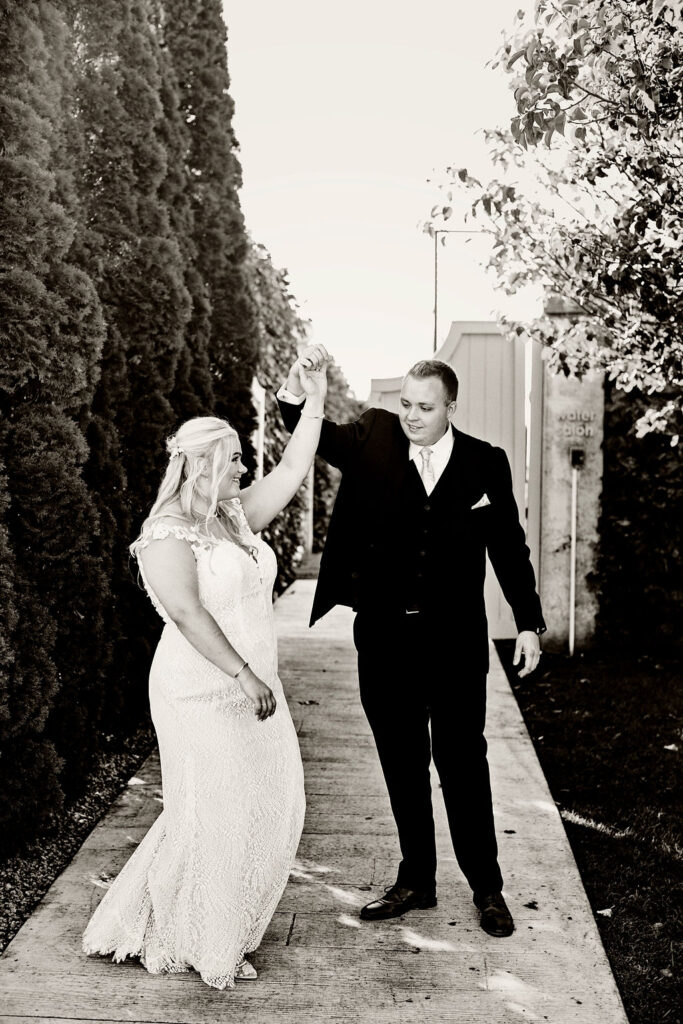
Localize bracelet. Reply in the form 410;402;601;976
234;660;249;678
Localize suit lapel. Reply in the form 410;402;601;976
427;427;486;509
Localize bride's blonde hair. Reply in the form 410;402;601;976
130;416;256;558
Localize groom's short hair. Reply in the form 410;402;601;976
406;359;459;405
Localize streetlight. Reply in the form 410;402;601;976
432;228;487;352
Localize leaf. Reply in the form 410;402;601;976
597;907;613;917
507;48;526;68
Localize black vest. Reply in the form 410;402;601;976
353;454;487;631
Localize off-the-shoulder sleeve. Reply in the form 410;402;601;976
131;520;210;558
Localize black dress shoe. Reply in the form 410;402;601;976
473;890;514;937
360;884;437;921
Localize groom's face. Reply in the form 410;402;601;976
399;374;455;446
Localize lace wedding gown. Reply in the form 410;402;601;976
82;502;306;989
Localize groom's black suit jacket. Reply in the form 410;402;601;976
279;400;545;672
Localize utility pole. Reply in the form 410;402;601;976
432;229;487;352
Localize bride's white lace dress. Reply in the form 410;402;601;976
82;502;305;989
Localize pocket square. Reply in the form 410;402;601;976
471;493;491;510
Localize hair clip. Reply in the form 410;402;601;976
169;444;184;459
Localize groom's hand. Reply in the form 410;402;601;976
285;344;330;395
513;630;541;677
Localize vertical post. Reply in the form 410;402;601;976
305;464;314;554
432;229;484;354
251;377;266;480
433;231;439;353
569;465;578;656
527;338;544;585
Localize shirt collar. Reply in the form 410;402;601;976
408;423;454;462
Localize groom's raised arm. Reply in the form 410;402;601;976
277;347;375;471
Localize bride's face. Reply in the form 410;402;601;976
216;442;247;501
196;440;247;503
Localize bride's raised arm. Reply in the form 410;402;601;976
239;359;327;534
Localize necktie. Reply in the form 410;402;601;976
419;446;435;492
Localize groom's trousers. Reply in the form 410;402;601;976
352;610;504;896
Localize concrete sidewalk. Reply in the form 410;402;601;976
0;580;628;1023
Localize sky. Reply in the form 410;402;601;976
223;0;539;399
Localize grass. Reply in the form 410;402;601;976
495;640;682;1024
0;721;157;956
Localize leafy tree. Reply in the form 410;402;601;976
426;0;683;438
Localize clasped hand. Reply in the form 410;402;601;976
292;344;329;400
237;668;277;721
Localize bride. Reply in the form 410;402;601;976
82;353;327;989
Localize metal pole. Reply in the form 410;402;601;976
569;465;578;656
433;231;439;353
305;464;314;555
431;229;487;355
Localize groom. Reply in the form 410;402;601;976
277;345;546;937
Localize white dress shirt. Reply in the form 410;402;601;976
278;383;453;496
277;384;307;405
408;426;453;495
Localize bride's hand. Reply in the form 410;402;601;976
237;668;277;721
297;361;328;401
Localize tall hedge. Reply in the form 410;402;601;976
0;0;271;855
71;0;194;730
593;383;682;651
247;242;309;593
0;0;110;837
162;0;257;449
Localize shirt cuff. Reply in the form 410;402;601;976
276;383;306;405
